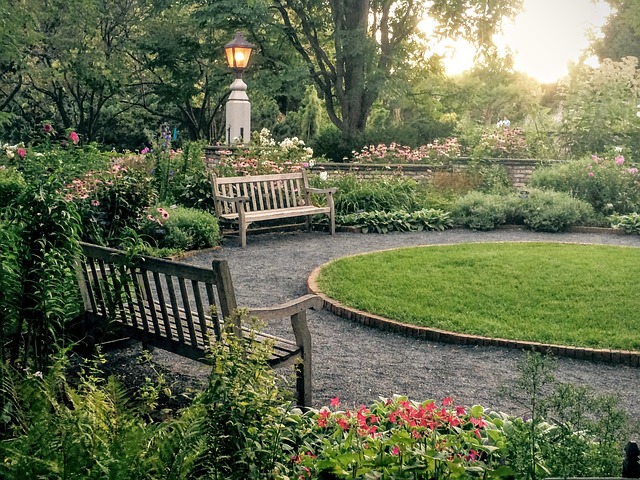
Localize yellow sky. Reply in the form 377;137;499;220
426;0;613;83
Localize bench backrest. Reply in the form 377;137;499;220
77;242;239;359
212;171;311;216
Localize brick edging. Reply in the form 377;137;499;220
307;261;640;368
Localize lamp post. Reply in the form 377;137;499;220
224;32;254;145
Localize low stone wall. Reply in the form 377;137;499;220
309;158;556;189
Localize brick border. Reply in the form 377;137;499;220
306;245;640;368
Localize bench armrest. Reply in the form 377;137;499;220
306;187;337;195
247;294;322;347
247;294;322;321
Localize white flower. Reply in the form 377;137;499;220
319;171;328;181
615;146;623;153
34;371;44;379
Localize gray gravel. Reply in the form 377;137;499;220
171;228;640;421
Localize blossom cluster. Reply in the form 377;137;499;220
213;129;314;177
475;127;530;159
352;138;462;164
292;395;505;479
587;154;639;177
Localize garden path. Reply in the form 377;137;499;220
180;228;640;420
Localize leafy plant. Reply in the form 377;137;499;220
139;205;221;252
152;310;298;480
0;166;26;208
501;352;634;480
611;212;640;234
522;189;594;232
337;209;452;233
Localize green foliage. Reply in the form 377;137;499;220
452;191;514;230
337;209;452;233
530;155;640;215
311;125;362;162
329;174;423;215
522;189;594;232
611;212;640;234
0;354;156;479
152;311;298;479
501;352;633;479
559;57;640;158
4;175;83;370
0;167;26;208
140;205;220;252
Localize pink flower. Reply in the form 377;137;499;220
615;155;625;165
91;200;100;206
140;147;150;154
588;172;594;177
17;148;26;158
391;445;400;456
69;131;79;144
330;397;340;407
442;396;453;406
628;168;638;175
43;124;53;134
157;207;170;219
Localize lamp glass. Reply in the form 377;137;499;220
224;32;254;70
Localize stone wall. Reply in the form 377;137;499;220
308;158;552;189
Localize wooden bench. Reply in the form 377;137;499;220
211;171;337;248
76;242;321;406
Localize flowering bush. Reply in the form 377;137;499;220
63;157;156;246
472;128;531;159
530;154;640;215
213;128;314;176
289;396;512;479
352;138;462;164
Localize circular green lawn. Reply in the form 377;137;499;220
315;242;640;351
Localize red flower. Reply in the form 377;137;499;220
442;396;453;406
330;397;340;407
17;148;26;158
43;124;53;134
69;131;80;144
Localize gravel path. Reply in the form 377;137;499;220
173;228;640;421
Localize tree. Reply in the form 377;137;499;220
273;0;523;142
593;1;640;61
559;56;640;157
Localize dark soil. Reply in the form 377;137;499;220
102;228;640;425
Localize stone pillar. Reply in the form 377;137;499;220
225;78;250;145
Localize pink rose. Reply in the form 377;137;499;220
69;131;79;144
17;148;26;158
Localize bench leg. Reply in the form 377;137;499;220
329;211;335;235
296;354;312;407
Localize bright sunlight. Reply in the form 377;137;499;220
423;0;613;83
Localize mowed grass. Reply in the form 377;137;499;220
316;242;640;351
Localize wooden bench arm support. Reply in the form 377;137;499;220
248;293;321;406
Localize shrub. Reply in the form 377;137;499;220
529;155;640;215
452;191;514;230
311;125;361;162
140;205;220;251
0;166;26;208
522;189;594;232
